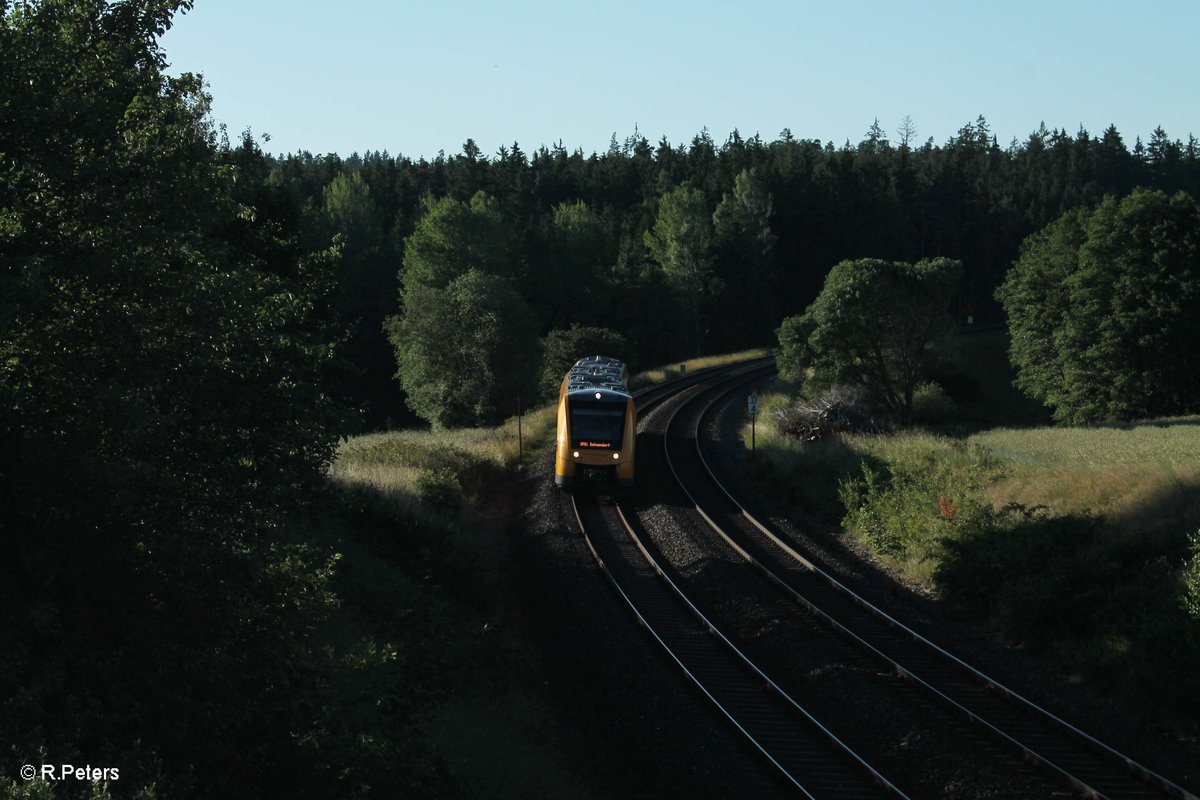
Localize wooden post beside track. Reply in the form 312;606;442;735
747;392;760;459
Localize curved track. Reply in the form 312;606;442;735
571;360;901;798
571;495;898;799
657;368;1199;800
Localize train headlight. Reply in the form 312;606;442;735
612;452;620;460
572;450;580;458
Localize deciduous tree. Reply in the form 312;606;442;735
387;269;539;427
777;258;962;420
997;189;1200;422
321;170;400;423
644;184;715;355
1;2;341;794
538;324;631;401
400;191;520;292
529;201;616;332
713;168;777;348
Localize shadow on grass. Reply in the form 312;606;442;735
935;502;1200;719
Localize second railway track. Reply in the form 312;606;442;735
571;493;899;799
650;363;1199;800
569;358;900;797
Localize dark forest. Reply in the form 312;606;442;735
270;118;1200;426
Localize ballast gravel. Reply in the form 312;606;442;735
505;377;1200;798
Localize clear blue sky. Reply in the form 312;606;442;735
162;0;1199;160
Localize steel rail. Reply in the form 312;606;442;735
571;495;820;799
572;380;905;796
565;359;904;798
665;373;1198;800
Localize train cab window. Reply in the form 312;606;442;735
569;402;626;448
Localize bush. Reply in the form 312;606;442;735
911;382;959;425
1184;530;1200;621
416;468;465;513
836;439;1004;585
838;457;997;559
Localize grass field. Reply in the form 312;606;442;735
744;336;1200;722
331;405;559;513
971;420;1200;534
627;348;772;391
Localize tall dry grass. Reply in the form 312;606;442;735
971;418;1200;534
330;406;559;505
628;348;772;391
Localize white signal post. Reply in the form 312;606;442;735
747;392;761;459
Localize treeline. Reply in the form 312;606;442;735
269;118;1200;426
777;187;1200;428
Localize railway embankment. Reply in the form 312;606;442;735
316;350;773;797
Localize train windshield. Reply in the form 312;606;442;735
569;401;626;449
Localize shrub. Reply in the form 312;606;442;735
836;439;1004;584
415;468;465;513
910;382;958;425
838;460;996;559
1185;530;1200;621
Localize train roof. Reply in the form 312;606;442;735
565;355;630;396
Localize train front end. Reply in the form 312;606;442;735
555;357;636;491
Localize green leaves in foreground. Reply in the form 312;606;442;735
2;1;341;795
1185;530;1200;621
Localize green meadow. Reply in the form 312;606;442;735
746;335;1200;724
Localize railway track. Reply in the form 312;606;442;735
571;494;898;799
654;367;1199;800
570;359;901;798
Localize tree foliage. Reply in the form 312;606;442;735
8;2;1200;791
1185;530;1200;621
319;170;400;425
712;168;778;349
271;116;1200;417
777;258;962;419
537;324;631;401
387;269;539;427
644;183;715;354
997;189;1200;422
1;1;340;795
528;201;616;332
400;191;520;293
